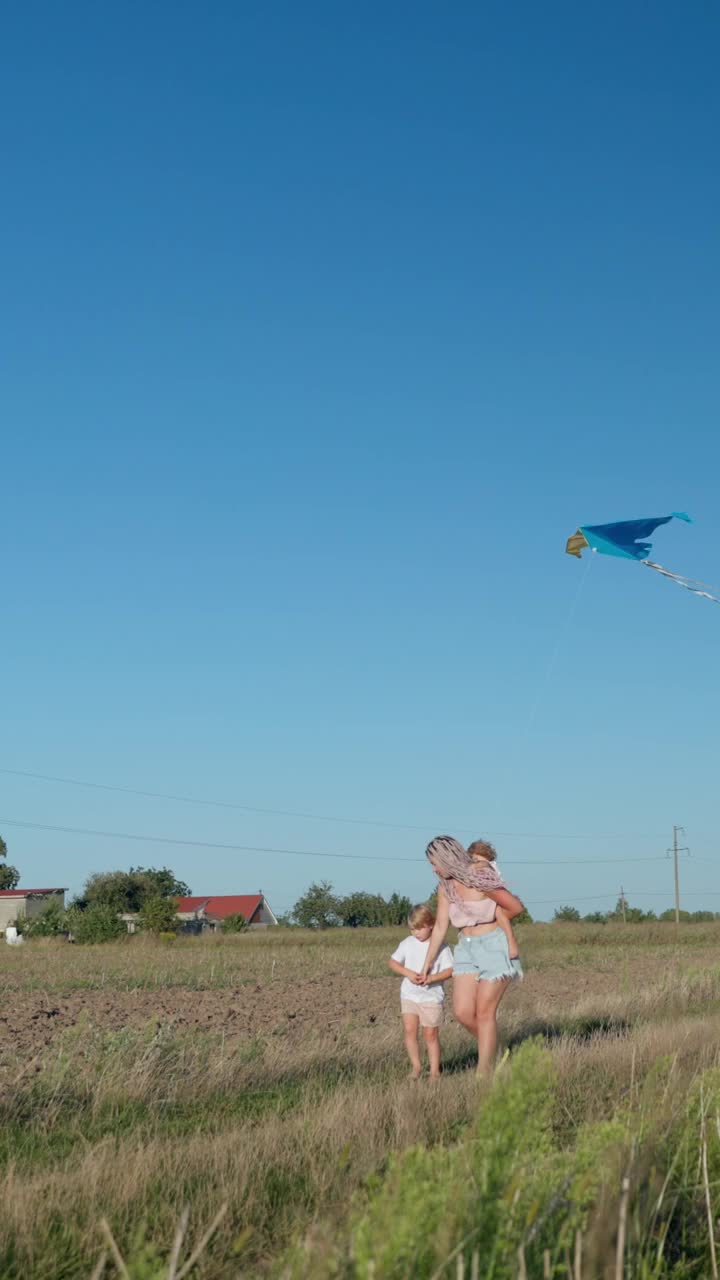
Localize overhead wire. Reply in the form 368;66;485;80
527;890;720;907
2;814;709;916
0;817;420;863
0;813;684;866
0;767;666;841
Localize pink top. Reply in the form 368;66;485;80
445;885;498;928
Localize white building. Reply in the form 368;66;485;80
0;888;67;934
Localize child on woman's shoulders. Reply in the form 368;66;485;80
388;904;453;1080
465;840;521;966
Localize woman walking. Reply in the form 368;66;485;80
421;835;525;1077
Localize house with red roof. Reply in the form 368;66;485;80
0;888;67;935
176;892;278;932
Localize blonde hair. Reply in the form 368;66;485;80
466;839;497;863
408;903;436;930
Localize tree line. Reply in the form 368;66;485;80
5;836;717;938
284;882;540;928
286;881;415;929
553;897;720;924
1;836;203;941
19;866;195;941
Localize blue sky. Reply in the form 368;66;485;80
3;1;720;920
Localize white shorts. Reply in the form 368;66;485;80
400;999;443;1027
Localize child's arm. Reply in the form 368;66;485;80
495;906;519;959
485;888;525;920
424;966;453;986
388;958;422;983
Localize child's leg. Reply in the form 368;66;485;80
402;1013;422;1078
422;1025;441;1078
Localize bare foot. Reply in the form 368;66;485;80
410;1070;421;1080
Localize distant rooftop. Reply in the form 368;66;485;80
176;894;264;920
0;888;67;897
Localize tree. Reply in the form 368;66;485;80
0;834;20;891
139;896;180;935
583;911;608;924
607;897;656;924
384;893;414;926
79;866;189;914
220;912;248;933
65;904;127;944
658;908;718;923
338;892;391;928
22;898;66;938
131;867;190;899
553;905;581;922
78;871;140;912
291;881;341;929
514;907;534;924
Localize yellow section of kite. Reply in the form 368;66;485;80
565;529;590;559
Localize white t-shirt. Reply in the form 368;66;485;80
391;936;453;1004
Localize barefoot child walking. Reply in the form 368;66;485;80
388;904;453;1079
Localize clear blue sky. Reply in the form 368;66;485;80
3;1;720;920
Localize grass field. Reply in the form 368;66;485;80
3;923;720;1278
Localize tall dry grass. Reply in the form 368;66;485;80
3;925;720;1276
3;920;720;994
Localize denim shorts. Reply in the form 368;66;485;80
453;928;523;983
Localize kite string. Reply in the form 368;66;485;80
521;551;594;741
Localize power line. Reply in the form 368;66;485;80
0;767;666;841
0;814;674;865
509;856;670;865
527;890;720;907
0;817;420;862
527;893;622;906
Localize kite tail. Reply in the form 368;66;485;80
643;560;720;605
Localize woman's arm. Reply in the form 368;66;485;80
485;887;525;921
421;887;450;977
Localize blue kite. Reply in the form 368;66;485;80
565;512;720;603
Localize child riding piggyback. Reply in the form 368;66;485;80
460;840;520;960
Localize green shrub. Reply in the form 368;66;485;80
65;904;127;944
139;896;179;935
220;912;248;933
286;1042;629;1279
351;1042;558;1276
554;905;581;922
22;899;66;938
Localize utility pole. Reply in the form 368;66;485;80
673;827;681;924
619;886;627;924
668;825;689;924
